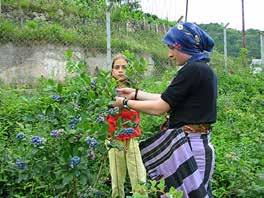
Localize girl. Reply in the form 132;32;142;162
106;54;146;198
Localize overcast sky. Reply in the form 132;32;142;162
140;0;263;31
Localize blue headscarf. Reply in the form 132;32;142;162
163;22;214;63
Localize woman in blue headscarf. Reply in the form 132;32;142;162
113;22;217;198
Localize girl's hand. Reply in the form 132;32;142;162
116;88;135;99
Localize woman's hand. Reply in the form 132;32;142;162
116;88;135;100
113;96;125;108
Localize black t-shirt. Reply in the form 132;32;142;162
161;61;217;128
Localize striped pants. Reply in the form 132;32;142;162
108;138;147;198
140;128;215;198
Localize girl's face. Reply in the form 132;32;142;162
112;58;128;82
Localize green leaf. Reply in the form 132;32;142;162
63;174;73;186
79;175;87;185
157;179;165;191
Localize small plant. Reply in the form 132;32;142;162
127;180;183;198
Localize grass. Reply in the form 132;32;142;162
0;17;168;64
1;0;105;19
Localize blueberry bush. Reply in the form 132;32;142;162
0;50;117;197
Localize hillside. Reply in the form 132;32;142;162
0;0;262;61
200;23;261;59
0;0;170;65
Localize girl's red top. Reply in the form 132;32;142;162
106;108;141;141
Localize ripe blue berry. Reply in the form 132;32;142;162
16;132;25;141
123;128;134;134
108;107;119;116
69;156;81;168
51;95;62;102
16;159;27;170
50;130;59;138
86;136;98;148
69;117;80;129
31;136;43;146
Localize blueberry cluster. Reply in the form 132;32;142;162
16;132;25;141
51;95;62;102
115;128;135;136
86;136;98;148
50;129;61;138
16;159;27;170
96;115;105;124
123;128;134;134
69;156;81;168
90;79;96;89
31;136;43;146
69;117;79;129
108;107;119;116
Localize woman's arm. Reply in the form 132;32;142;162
136;90;161;101
116;88;161;101
114;96;170;116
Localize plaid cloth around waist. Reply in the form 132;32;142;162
139;128;208;198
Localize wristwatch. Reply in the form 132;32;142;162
122;98;129;109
